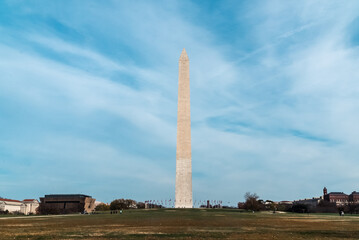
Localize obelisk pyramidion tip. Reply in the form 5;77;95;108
179;48;189;61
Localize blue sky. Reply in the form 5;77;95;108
1;0;359;205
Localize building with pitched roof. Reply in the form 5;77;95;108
0;198;22;213
0;198;40;214
348;191;359;203
21;199;39;215
323;187;349;205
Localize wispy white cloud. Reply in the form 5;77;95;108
1;0;359;204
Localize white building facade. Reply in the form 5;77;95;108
0;198;22;213
21;199;39;215
0;198;39;215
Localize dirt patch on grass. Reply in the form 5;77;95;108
2;210;359;239
241;227;257;231
2;223;35;227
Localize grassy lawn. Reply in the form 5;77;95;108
0;209;359;239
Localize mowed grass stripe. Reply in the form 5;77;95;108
0;209;359;239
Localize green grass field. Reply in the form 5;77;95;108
1;209;359;239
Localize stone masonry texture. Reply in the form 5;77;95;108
175;48;192;208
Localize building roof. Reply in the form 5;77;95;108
23;199;37;202
328;192;348;195
44;194;91;198
0;198;21;203
294;197;321;202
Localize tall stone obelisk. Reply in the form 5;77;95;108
175;48;192;208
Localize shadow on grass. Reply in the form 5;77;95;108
297;230;359;239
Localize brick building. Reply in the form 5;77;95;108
323;187;348;205
39;194;96;214
349;191;359;203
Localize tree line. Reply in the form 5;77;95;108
238;192;359;214
95;198;156;211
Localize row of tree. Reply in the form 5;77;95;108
299;200;359;214
100;194;359;214
238;192;267;211
95;198;152;211
239;192;359;214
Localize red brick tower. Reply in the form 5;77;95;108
323;187;327;197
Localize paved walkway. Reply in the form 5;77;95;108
0;214;81;220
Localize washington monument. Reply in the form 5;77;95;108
175;48;193;208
